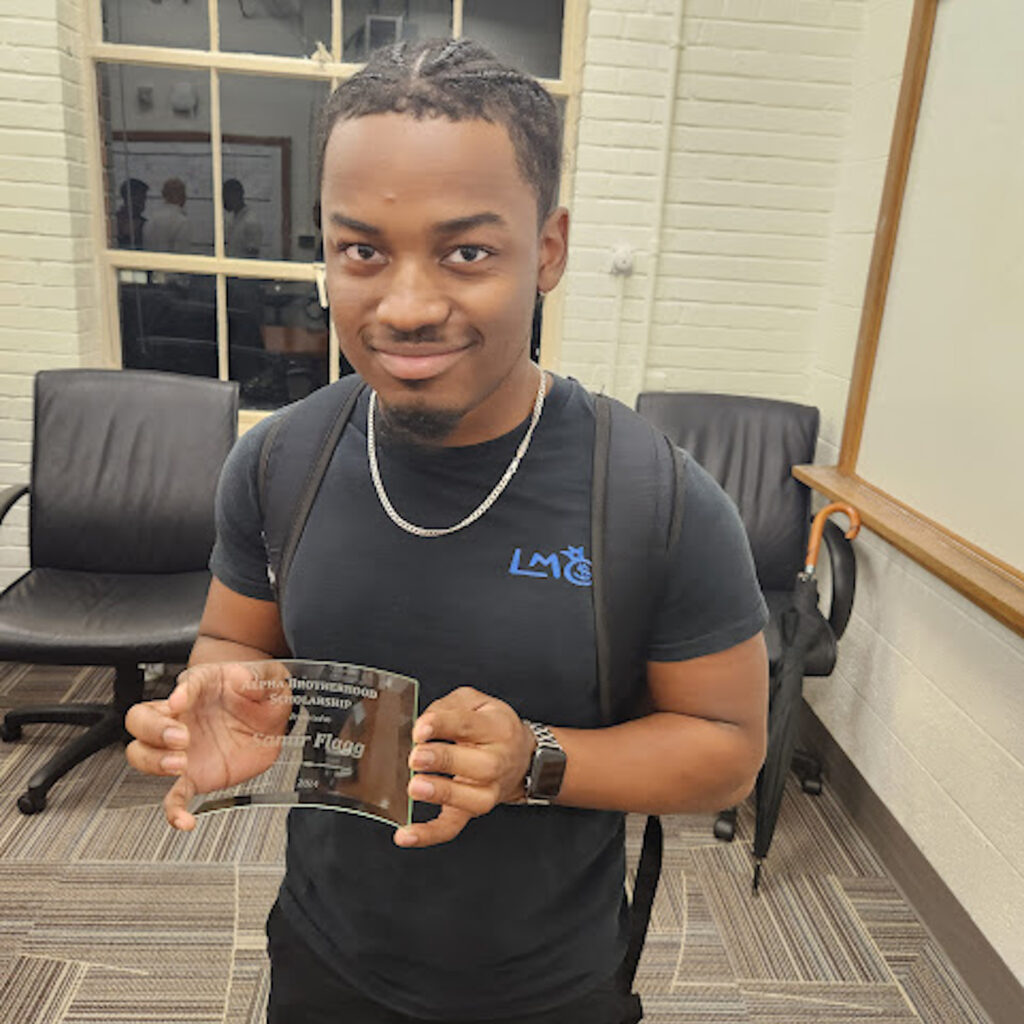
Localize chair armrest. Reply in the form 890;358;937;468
821;518;856;641
0;484;28;526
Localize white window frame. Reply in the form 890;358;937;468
83;0;588;428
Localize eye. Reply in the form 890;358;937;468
340;243;386;264
444;245;493;266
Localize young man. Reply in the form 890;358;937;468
126;40;769;1024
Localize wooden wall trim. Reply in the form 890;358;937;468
838;0;938;474
795;465;1024;638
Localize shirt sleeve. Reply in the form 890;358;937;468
647;452;769;662
208;415;278;601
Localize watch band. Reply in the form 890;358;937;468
522;720;567;805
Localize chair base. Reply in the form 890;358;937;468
1;664;144;815
712;748;824;842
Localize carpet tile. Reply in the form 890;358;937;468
0;663;1001;1024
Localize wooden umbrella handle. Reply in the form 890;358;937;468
805;502;861;574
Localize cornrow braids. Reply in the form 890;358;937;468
316;38;562;223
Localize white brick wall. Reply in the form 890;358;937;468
805;0;1024;985
565;0;1024;987
561;0;862;404
0;0;98;588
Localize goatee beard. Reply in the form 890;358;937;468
377;403;463;449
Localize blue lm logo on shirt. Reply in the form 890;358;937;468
508;545;593;587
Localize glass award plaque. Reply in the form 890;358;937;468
190;659;418;828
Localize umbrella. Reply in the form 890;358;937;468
751;501;861;893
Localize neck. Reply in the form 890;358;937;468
446;359;545;448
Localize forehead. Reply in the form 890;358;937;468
321;113;534;220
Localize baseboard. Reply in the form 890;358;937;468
799;702;1024;1024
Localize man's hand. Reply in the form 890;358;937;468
125;661;292;831
395;686;535;849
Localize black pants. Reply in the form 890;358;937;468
266;902;642;1024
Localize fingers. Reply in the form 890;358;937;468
409;741;501;782
124;697;191;778
393;805;471;849
408;773;499;817
164;774;198;831
414;688;519;747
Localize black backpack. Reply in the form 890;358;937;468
256;374;685;1014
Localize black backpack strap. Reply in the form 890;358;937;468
258;376;366;607
592;393;686;998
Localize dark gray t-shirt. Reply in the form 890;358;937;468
210;374;767;1019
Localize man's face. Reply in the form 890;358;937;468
321;113;567;446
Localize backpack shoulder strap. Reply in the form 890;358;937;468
591;391;686;999
258;375;366;606
591;393;685;723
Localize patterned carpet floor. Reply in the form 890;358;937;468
0;663;994;1024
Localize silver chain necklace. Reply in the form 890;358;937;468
367;366;547;538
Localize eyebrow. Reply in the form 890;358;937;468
326;211;508;237
328;213;380;236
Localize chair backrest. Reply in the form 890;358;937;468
30;369;238;574
635;392;819;592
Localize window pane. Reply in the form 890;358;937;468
342;1;452;62
462;0;564;80
119;271;219;379
102;0;209;49
220;74;331;261
98;63;214;255
228;278;330;410
220;0;332;59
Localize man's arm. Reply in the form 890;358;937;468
551;632;768;814
397;631;768;847
189;577;290;665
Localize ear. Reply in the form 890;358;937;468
536;206;569;295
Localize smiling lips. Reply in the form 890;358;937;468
373;342;473;381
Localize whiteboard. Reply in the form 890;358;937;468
108;136;285;258
857;0;1024;571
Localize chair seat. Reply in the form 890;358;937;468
763;589;837;677
0;567;211;664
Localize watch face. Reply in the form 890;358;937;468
530;746;567;799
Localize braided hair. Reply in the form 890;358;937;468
317;38;562;222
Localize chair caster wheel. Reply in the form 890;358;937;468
17;791;46;815
713;812;737;842
1;720;22;742
801;776;823;796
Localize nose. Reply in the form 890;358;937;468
376;261;450;334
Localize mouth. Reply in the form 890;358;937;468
371;341;474;382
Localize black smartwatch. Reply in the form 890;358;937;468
522;721;567;805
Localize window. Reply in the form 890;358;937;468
87;0;586;421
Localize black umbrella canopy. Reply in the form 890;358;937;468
751;571;828;893
750;502;860;893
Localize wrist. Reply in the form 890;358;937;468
519;720;567;805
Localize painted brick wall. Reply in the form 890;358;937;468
805;0;1024;985
566;0;1024;987
0;0;98;588
562;0;863;405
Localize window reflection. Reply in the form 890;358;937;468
463;0;564;80
221;0;332;59
119;272;218;379
229;279;332;409
99;64;214;255
102;0;208;49
342;1;453;62
219;74;330;262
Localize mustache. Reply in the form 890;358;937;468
363;326;480;347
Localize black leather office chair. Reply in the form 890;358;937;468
635;392;856;839
0;369;238;814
